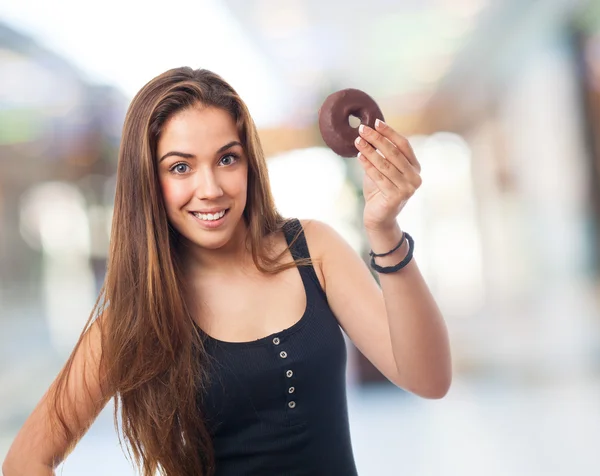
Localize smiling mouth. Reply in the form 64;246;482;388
190;209;229;221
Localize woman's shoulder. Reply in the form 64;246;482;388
294;219;361;293
295;218;347;259
272;217;352;263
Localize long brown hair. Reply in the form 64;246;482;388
51;67;305;475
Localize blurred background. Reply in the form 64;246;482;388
2;0;600;474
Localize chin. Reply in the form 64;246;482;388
195;234;236;250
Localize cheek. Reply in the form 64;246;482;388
237;175;249;196
234;175;249;204
222;168;248;199
238;166;250;195
160;179;189;211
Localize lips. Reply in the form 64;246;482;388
188;208;230;229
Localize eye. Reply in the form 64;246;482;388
170;162;190;174
219;153;239;167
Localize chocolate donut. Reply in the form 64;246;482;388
318;88;384;158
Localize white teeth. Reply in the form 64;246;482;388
193;210;226;221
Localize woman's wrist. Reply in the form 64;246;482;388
366;223;407;266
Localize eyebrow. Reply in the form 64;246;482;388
158;140;243;163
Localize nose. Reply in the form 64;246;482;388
195;167;224;200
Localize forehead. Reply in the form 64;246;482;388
157;106;239;156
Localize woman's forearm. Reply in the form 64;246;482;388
367;224;452;398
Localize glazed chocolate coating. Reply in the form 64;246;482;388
318;88;385;158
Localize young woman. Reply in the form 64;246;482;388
3;67;451;476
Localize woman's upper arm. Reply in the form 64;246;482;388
301;219;402;386
3;316;111;472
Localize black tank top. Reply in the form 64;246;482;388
198;219;358;475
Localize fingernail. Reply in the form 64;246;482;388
359;124;365;134
355;136;364;146
375;119;383;128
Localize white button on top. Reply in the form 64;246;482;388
279;351;288;359
288;387;295;394
288;401;296;409
273;337;280;345
286;370;293;378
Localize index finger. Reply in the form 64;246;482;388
374;119;421;172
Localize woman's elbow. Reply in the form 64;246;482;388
3;452;19;476
423;373;452;399
407;372;452;400
422;383;451;399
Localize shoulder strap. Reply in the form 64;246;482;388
283;218;309;260
282;219;326;298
